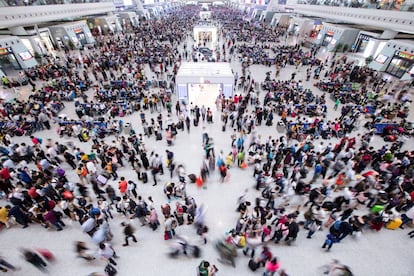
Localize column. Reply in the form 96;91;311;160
380;30;397;39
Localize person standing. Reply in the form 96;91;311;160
201;105;207;122
198;260;218;276
128;180;138;199
334;98;340;111
263;257;280;276
164;214;177;240
166;150;174;170
76;164;89;185
121;222;137;246
38;111;51;130
0;205;11;228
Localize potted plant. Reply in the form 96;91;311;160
334;43;343;53
365;56;374;65
34;51;41;60
68;40;75;50
342;44;350;53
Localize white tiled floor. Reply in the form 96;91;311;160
1;28;414;276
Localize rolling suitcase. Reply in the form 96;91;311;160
97;175;108;185
193;119;198;127
142;172;148;183
156;132;162;140
386;218;402;230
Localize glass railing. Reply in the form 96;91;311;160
0;0;112;7
296;0;414;12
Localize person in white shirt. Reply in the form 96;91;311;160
86;160;97;175
98;242;117;266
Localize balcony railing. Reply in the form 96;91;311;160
296;0;414;12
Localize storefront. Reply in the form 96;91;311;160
17;28;55;59
89;16;122;35
193;24;218;50
321;31;334;47
0;47;20;71
308;20;323;39
354;34;371;54
199;11;211;20
49;21;95;49
74;28;87;46
385;50;414;78
0;36;38;71
315;24;359;52
118;12;140;28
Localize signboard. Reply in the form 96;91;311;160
395;51;414;60
0;48;9;55
375;54;388;64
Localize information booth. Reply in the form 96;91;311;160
175;62;234;108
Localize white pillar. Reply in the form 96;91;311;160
380;30;398;39
9;26;27;35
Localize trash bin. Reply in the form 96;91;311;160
277;121;285;133
124;122;131;135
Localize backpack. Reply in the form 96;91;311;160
81;167;88;177
171;219;178;229
105;264;117;276
248;259;260;271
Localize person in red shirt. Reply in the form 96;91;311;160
0;167;13;194
118;177;128;195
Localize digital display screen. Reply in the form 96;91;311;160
375;54;388;64
18;51;33;61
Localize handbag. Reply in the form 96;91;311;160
164;231;169;240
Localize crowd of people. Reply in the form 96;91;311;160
0;4;413;276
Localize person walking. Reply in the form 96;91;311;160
22;249;48;272
98;242;117;266
118;177;128;196
7;205;30;228
0;256;19;272
121;222;137;246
